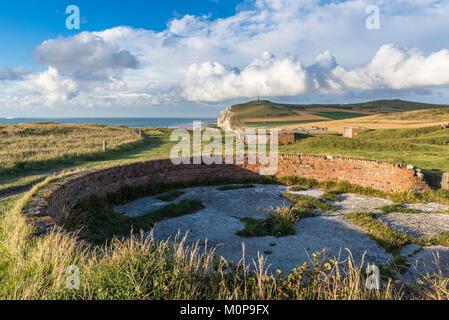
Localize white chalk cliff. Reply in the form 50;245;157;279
217;106;242;131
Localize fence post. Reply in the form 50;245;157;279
103;140;107;152
442;172;449;190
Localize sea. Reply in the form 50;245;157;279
0;118;216;129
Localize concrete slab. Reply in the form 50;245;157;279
379;213;449;238
333;194;393;214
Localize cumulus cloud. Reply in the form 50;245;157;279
184;52;308;101
33;67;79;105
5;0;449;112
34;32;139;80
183;44;449;102
333;44;449;90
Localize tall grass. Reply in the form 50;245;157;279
0;123;143;175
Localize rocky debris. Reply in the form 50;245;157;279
417;172;425;179
378;213;449;238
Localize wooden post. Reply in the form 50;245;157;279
442;173;449;190
103;140;107;152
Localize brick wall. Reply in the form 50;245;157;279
275;154;428;193
23;154;430;234
278;133;296;145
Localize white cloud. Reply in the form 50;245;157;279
5;0;449;113
184;52;308;101
333;44;449;90
184;44;449;102
33;67;79;105
34;31;138;80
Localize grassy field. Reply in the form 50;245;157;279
0;126;176;192
313;111;366;120
280;125;449;173
285;108;449;133
0;123;144;176
244;120;322;127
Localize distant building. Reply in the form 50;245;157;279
343;127;370;138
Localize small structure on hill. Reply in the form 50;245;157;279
343;127;370;138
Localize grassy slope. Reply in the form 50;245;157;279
280;126;449;173
231;100;299;118
0;123;143;175
231;100;449;132
231;99;449;128
0;127;175;191
288;108;449;133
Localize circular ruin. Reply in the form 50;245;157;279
22;154;449;277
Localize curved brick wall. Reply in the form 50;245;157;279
23;154;429;234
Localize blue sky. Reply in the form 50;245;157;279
0;0;241;67
2;0;449;117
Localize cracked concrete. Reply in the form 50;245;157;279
114;185;449;275
399;245;449;284
379;213;449;238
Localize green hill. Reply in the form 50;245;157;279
230;100;299;118
231;99;449;117
225;99;449;128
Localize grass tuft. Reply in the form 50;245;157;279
345;212;411;252
321;192;340;202
237;207;298;238
283;193;336;213
381;205;422;214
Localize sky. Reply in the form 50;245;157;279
2;0;449;117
